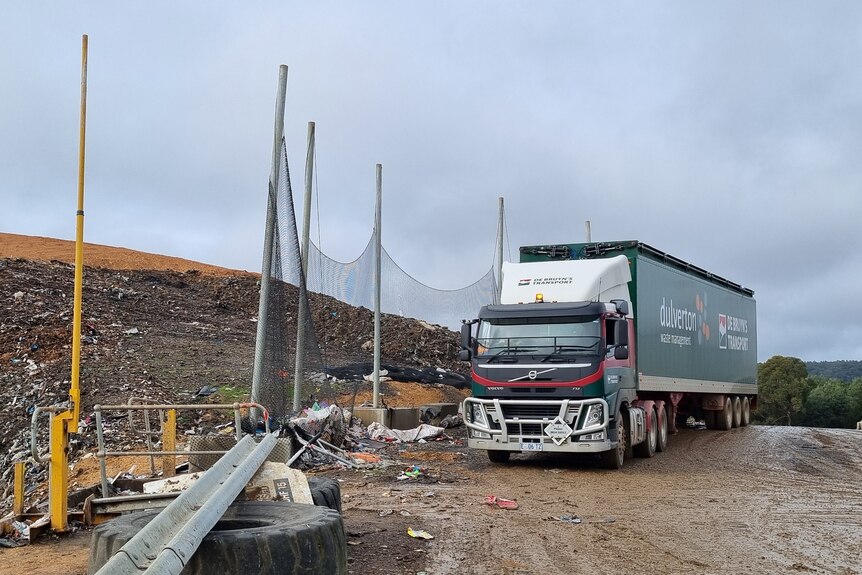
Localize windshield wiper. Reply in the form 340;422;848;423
540;345;597;363
485;348;537;363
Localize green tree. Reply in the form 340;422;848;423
756;356;811;425
846;378;862;427
801;377;850;428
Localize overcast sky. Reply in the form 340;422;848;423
2;2;861;362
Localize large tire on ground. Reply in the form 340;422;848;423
634;408;657;458
307;476;342;513
655;405;669;453
487;450;510;464
88;501;346;575
716;396;733;431
741;397;751;427
600;414;626;470
732;396;742;428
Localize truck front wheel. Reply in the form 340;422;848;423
487;450;510;463
600;416;626;470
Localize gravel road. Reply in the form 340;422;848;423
3;425;860;574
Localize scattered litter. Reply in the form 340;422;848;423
368;422;445;443
399;510;412;516
123;327;140;335
422;491;436;498
601;517;616;524
397;465;427;481
195;385;218;397
349;452;382;464
484;495;518;510
551;515;582;524
378;509;394;517
407;528;434;540
545;468;564;474
347;540;362;546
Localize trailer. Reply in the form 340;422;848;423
460;240;757;469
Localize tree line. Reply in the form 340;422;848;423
755;355;862;428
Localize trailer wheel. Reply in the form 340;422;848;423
731;396;742;428
487;450;510;464
308;476;342;513
716;396;733;431
741;397;751;427
655;406;669;452
634;408;657;458
703;410;717;430
600;416;626;470
88;501;347;575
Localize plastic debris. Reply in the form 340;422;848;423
397;465;427;481
407;528;434;540
484;495;518;510
368;422;445;443
551;515;582;524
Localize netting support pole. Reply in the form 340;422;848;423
585;220;592;242
496;197;504;303
373;164;383;408
293;121;315;411
251;64;288;422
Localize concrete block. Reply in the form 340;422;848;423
389;407;421;430
353;407;390;427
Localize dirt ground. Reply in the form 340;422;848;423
3;424;861;575
3;235;861;574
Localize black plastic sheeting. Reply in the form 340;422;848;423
326;363;469;389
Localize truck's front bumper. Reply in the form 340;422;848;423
463;397;613;454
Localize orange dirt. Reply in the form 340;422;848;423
0;232;254;277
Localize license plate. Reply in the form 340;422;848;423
520;442;543;452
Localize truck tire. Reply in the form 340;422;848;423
732;396;742;428
655;405;669;453
600;416;626;470
741;397;751;426
307;476;342;513
634;408;657;458
716;396;733;431
703;410;717;430
487;450;510;463
88;501;347;575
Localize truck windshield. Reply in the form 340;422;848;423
475;316;601;357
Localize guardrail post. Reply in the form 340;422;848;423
162;410;176;478
13;462;25;515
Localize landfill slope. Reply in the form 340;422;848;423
0;235;466;515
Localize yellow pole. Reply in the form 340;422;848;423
69;33;88;432
162;410;177;477
13;462;25;515
50;33;88;532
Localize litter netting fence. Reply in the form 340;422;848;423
255;141;498;420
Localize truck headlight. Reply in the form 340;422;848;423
585;404;603;426
471;403;488;427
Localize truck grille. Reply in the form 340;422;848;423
499;403;580;439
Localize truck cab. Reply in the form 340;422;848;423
461;255;646;468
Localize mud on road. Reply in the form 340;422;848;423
5;425;860;575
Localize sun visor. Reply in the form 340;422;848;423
500;255;632;314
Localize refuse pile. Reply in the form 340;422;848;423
0;256;470;518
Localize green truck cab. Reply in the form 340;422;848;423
460;241;757;469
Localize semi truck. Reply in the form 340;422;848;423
459;240;757;469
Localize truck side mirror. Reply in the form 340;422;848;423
458;349;472;361
460;323;472;350
614;319;629;346
613;346;629;360
611;299;629;316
